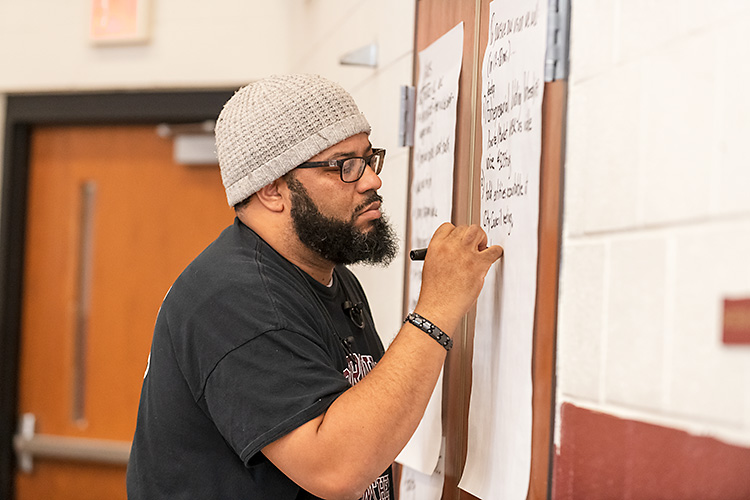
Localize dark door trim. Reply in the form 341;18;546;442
0;89;235;499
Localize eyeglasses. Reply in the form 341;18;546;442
296;148;386;183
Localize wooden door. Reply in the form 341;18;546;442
15;125;234;500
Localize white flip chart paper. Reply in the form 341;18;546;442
397;22;464;485
459;1;546;498
398;439;446;500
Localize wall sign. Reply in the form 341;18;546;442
90;0;150;44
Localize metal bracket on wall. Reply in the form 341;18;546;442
545;0;571;82
339;43;379;67
398;85;415;147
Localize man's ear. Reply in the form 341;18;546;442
254;177;287;213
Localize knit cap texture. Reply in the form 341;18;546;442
215;74;371;206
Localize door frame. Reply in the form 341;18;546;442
0;89;235;499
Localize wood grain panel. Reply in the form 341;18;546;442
412;1;482;499
528;80;566;500
410;0;565;498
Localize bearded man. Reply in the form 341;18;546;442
127;74;502;500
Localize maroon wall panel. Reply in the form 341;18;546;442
723;297;750;345
553;403;750;500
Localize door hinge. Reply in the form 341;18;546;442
545;0;571;82
398;85;416;147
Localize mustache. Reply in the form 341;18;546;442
353;193;383;215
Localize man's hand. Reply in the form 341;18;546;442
415;223;503;333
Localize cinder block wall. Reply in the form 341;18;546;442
555;0;750;495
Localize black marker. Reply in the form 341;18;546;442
409;248;428;261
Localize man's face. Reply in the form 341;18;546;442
285;134;398;266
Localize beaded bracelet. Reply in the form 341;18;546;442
404;312;453;351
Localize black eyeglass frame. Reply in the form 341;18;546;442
296;148;386;183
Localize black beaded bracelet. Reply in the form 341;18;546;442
404;312;453;351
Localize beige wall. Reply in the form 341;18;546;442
0;1;295;91
0;0;416;342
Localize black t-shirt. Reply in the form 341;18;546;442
127;218;393;499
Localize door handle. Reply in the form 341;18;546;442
73;180;97;424
13;413;131;473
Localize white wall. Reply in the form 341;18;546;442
0;0;415;342
557;0;750;447
0;0;296;91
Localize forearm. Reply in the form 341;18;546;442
265;308;456;499
319;309;455;473
263;223;502;499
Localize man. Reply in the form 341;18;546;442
127;74;502;499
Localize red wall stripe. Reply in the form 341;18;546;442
553;403;750;500
723;298;750;345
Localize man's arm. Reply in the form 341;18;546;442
263;223;503;500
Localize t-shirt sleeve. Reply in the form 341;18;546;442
202;327;351;464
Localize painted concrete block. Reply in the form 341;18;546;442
605;237;667;410
557;242;607;401
352;56;414;150
616;0;685;64
678;0;749;35
374;0;416;67
667;223;750;425
568;0;616;84
561;86;589;238
288;0;414;92
565;65;641;234
289;1;377;90
715;16;750;215
638;34;716;226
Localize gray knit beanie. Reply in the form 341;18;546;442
215;74;371;206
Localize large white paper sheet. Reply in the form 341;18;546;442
397;22;464;482
398;439;446;500
459;1;547;498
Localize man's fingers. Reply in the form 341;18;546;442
480;244;504;262
428;224;501;265
432;222;456;240
466;225;488;251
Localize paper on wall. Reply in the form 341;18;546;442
398;439;446;500
458;1;547;498
397;21;464;481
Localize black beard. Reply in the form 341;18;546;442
286;175;399;266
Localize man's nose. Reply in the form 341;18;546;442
356;163;383;192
